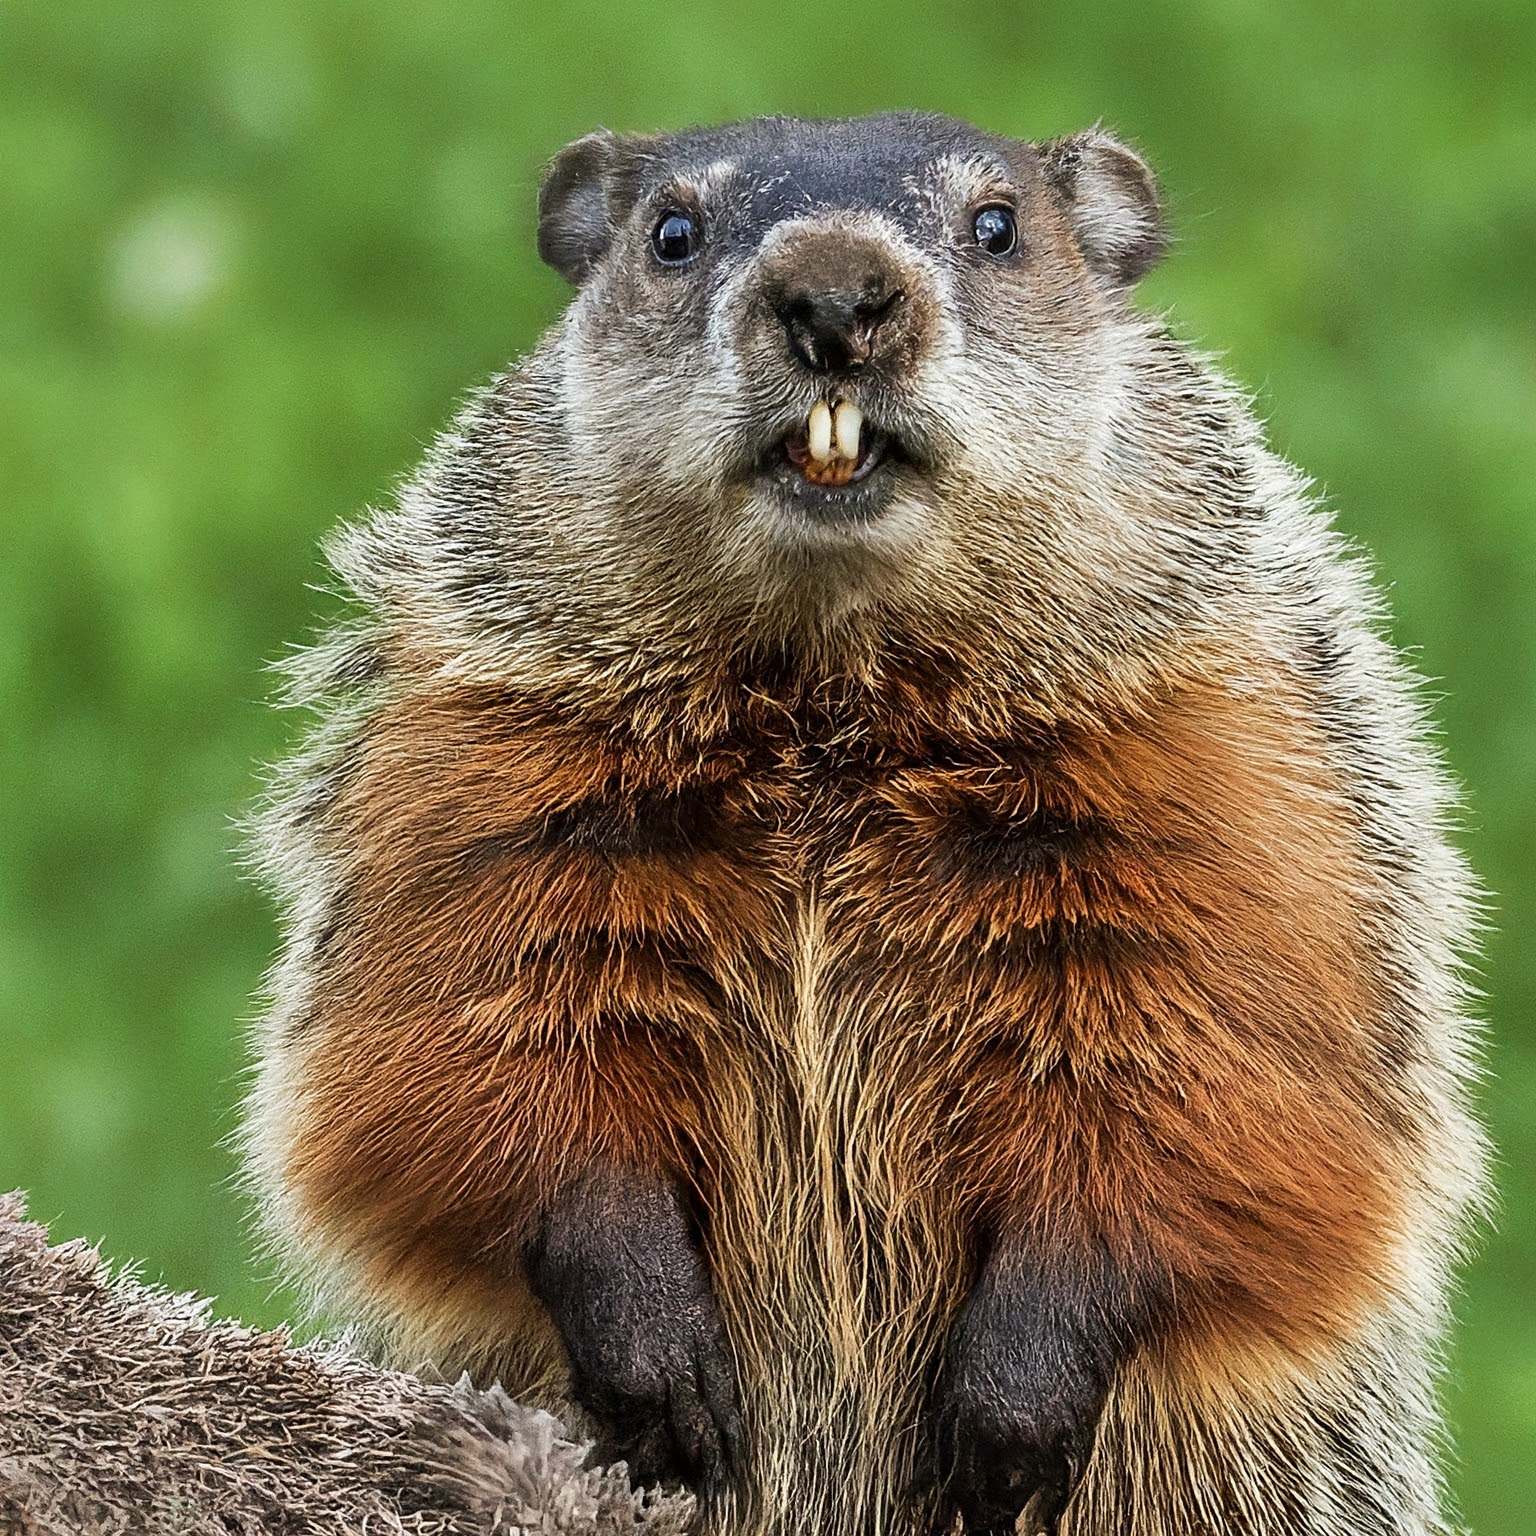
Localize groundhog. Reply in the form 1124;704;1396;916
243;113;1486;1536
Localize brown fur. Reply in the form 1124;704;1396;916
276;656;1415;1488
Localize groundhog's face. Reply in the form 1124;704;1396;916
535;113;1166;622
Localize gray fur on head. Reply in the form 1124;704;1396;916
339;113;1223;716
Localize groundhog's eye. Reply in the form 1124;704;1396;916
651;211;702;265
972;206;1018;257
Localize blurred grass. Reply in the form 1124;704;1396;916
1;0;1532;1526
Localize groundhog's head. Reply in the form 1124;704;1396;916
530;113;1174;637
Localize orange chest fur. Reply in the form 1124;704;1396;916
324;681;1385;1089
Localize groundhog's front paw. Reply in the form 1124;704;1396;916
931;1250;1120;1536
931;1379;1092;1536
529;1165;742;1496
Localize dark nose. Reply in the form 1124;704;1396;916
774;283;905;374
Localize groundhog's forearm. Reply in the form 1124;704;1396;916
529;1164;743;1492
927;1048;1412;1535
271;890;747;1477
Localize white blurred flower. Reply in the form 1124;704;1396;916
108;195;240;326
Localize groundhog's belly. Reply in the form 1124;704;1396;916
694;892;981;1533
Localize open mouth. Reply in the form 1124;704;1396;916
779;398;893;489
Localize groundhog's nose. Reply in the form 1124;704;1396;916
773;283;905;374
756;227;918;378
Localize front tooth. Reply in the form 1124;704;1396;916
834;400;862;462
807;399;833;463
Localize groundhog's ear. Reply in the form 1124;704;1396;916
537;129;647;285
1038;131;1167;287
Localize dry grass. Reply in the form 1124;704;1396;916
0;1193;693;1536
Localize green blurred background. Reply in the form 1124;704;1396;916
2;0;1531;1526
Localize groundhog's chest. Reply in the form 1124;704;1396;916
331;682;1373;1123
336;690;1190;1084
510;742;1121;1039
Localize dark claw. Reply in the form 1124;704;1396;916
935;1390;1089;1536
